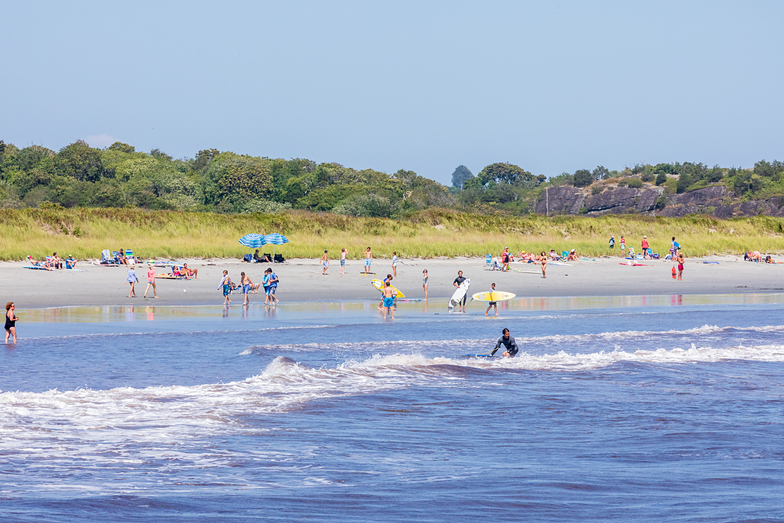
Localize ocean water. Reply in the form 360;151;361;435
1;294;783;522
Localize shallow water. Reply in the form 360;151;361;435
2;294;783;521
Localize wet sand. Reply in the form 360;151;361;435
1;255;781;309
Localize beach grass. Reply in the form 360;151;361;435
2;207;784;261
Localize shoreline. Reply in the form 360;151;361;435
2;255;782;310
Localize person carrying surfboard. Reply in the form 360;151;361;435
485;283;498;316
453;270;468;312
490;328;518;357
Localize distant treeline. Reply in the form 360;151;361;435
0;139;781;217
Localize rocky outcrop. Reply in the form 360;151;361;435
534;184;784;218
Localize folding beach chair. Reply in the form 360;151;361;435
485;254;493;270
101;250;117;265
125;249;136;264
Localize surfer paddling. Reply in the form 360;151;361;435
490;328;518;357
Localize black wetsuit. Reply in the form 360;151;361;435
453;276;467;306
492;335;518;357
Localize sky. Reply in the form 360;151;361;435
2;0;782;185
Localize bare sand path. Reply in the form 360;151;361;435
1;255;782;310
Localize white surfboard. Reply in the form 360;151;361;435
448;278;470;309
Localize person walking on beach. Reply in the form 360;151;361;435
422;269;429;300
453;270;468;312
265;268;279;305
340;248;347;275
5;302;19;343
609;235;615;254
143;263;158;299
382;281;395;319
240;271;253;305
501;247;510;272
676;251;685;280
490;328;518;357
485;283;498;316
364;247;373;274
540;251;547;278
218;270;232;306
127;263;139;297
321;250;329;275
670;237;680;258
392;251;398;278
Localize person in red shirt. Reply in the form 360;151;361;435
641;236;649;258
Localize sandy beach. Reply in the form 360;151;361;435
2;255;782;309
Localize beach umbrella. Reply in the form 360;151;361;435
238;233;267;249
263;233;289;260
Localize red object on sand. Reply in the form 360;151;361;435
672;266;677;279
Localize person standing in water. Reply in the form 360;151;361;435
364;246;373;274
422;269;429;300
218;270;232;306
5;302;19;343
143;263;158;299
490;328;518;357
485;282;498;316
382;281;395;319
453;270;468;312
127;263;139;297
265;268;279;305
340;248;347;275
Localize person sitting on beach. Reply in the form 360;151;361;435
253;249;271;263
51;252;63;269
118;248;128;266
26;255;52;271
181;263;198;279
549;249;559;260
745;251;762;262
566;249;578;261
65;255;76;269
765;255;773;264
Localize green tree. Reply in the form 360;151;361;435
573;169;593;187
655;172;667;186
55;140;103;182
451;165;473;189
107;142;135;154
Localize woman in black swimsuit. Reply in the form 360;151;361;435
5;301;18;343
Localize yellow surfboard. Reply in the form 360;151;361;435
471;291;516;302
371;279;406;298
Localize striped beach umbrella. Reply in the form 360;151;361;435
263;233;289;260
238;233;267;249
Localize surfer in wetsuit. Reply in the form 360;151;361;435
490;328;518;357
453;270;468;312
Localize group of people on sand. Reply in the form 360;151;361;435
744;251;779;263
26;253;75;271
217;268;279;306
320;247;400;277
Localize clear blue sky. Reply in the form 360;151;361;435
2;1;782;185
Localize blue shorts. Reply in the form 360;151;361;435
365;259;371;266
243;284;250;294
383;297;394;308
340;259;345;266
223;284;230;297
267;286;276;295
